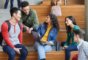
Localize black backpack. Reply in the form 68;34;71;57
0;20;21;46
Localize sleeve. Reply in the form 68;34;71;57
83;42;88;56
50;29;58;42
37;24;42;38
32;10;39;30
64;32;71;46
1;22;15;48
73;25;80;31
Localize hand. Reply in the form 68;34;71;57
40;40;47;43
13;48;22;54
63;46;68;49
28;27;33;34
46;41;54;45
30;27;33;31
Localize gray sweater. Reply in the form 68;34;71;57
77;39;88;60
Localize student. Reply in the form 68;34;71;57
1;7;28;60
51;0;62;17
34;13;59;60
20;1;39;33
73;28;88;60
63;16;78;60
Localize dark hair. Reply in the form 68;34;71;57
65;16;77;32
73;29;85;39
51;0;59;6
20;1;29;8
49;13;59;30
10;7;20;16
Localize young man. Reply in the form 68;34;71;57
1;7;28;60
20;1;39;33
73;27;88;60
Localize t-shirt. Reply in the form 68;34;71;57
51;5;62;16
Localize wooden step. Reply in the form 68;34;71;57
0;51;65;60
31;5;85;16
0;50;78;60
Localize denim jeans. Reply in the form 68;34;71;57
4;0;21;9
3;44;28;60
4;0;14;9
65;45;78;60
17;0;21;8
34;42;52;60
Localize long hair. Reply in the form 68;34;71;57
65;16;77;32
49;13;59;30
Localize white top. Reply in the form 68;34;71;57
51;5;62;16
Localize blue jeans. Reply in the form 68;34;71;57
3;44;28;60
4;0;21;9
35;42;52;60
4;0;14;9
17;0;22;8
65;45;78;60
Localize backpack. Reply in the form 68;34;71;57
0;20;21;46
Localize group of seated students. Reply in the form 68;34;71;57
0;0;86;60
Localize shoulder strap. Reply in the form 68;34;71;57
5;20;11;32
5;20;21;31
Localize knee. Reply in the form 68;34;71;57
9;51;16;58
65;48;71;56
21;48;28;56
65;48;70;52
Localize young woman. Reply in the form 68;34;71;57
51;0;62;17
63;16;78;60
34;13;59;60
